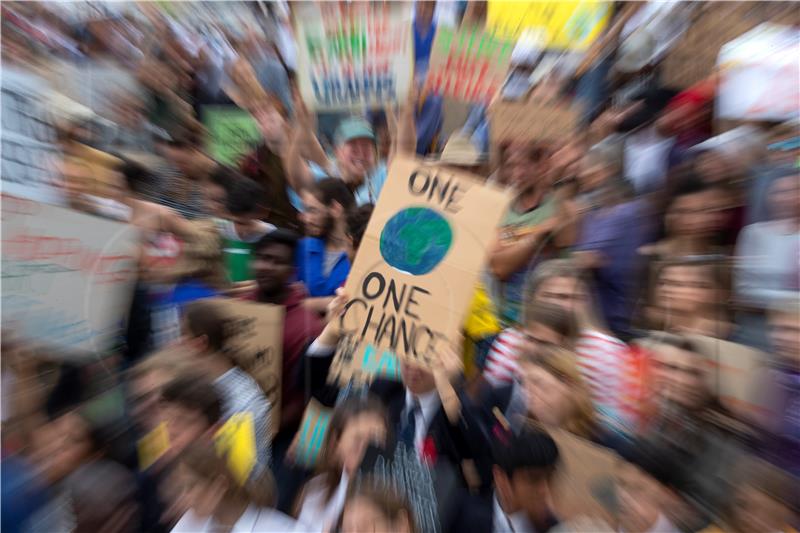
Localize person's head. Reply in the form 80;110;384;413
226;176;266;235
319;396;389;494
346;204;374;261
118;158;155;198
769;298;800;367
156;123;208;177
500;142;549;192
341;479;417;533
519;301;578;356
654;259;728;320
300;177;356;238
159;375;222;459
664;179;719;241
655;85;713;137
206;166;243;219
251;94;289;145
616;444;684;533
400;361;437;396
518;346;595;437
415;1;436;27
183;300;230;358
31;409;101;484
252;229;298;299
492;424;560;521
127;356;182;431
579;141;623;194
767;171;800;221
645;334;710;411
69;460;140;533
334;117;377;186
527;260;596;326
693;148;738;187
176;440;275;519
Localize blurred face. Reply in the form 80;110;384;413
770;311;800;366
177;465;226;518
695;151;733;186
535;275;588;317
616;463;665;533
300;191;331;238
252;242;294;296
341;497;412;533
205;183;227;218
336;412;387;475
503;146;546;191
253;105;287;144
130;368;172;430
335;137;376;184
158;144;199;177
518;323;564;354
666;191;718;238
400;361;437;395
494;467;549;517
654;345;708;410
578;154;614;193
32;412;94;483
160;404;211;458
520;363;573;427
768;174;800;220
657;264;716;317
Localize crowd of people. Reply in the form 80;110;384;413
2;1;799;533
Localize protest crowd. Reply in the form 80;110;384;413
3;1;800;532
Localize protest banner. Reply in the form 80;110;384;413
215;412;256;485
208;298;284;436
202;106;262;167
293;2;414;111
291;399;333;468
550;428;620;522
487;1;611;51
425;25;515;104
489;98;581;146
2;69;64;205
1;195;139;357
716;23;800;122
329;156;511;384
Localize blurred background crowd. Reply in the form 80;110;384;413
1;1;799;533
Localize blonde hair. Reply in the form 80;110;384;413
520;346;597;439
524;259;605;331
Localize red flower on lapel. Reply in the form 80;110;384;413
421;436;437;466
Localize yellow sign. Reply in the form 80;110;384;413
487;1;611;51
215;412;257;485
137;422;170;471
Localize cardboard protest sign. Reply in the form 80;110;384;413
329;156;511;384
290;399;333;468
2;69;64;205
550;428;620;523
487;1;611;51
716;24;800;122
293;2;414;111
1;195;139;357
202;106;262;166
489;98;581;145
208;298;284;436
425;25;515;104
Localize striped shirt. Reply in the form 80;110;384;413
483;328;527;387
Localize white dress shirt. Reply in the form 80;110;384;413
404;389;441;455
296;471;350;533
492;494;536;533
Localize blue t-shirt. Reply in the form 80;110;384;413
308;161;388;206
295;237;351;297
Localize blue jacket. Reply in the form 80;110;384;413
295;237;350;297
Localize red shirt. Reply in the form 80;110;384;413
244;283;323;431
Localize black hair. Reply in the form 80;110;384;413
184;300;229;353
492;424;560;479
346;204;374;253
308;177;356;212
253;228;299;261
209;165;243;191
622;439;687;491
160;375;222;427
226;177;265;216
118;159;155;195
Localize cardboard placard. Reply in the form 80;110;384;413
293;2;414;111
329;156;511;383
291;399;333;468
716;24;800;122
550;428;620;522
208;298;284;437
1;195;139;357
2;69;64;205
487;1;612;51
425;26;515;104
489;99;581;145
202;106;262;167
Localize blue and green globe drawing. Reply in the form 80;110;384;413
379;207;453;276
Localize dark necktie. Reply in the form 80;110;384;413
399;398;421;447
